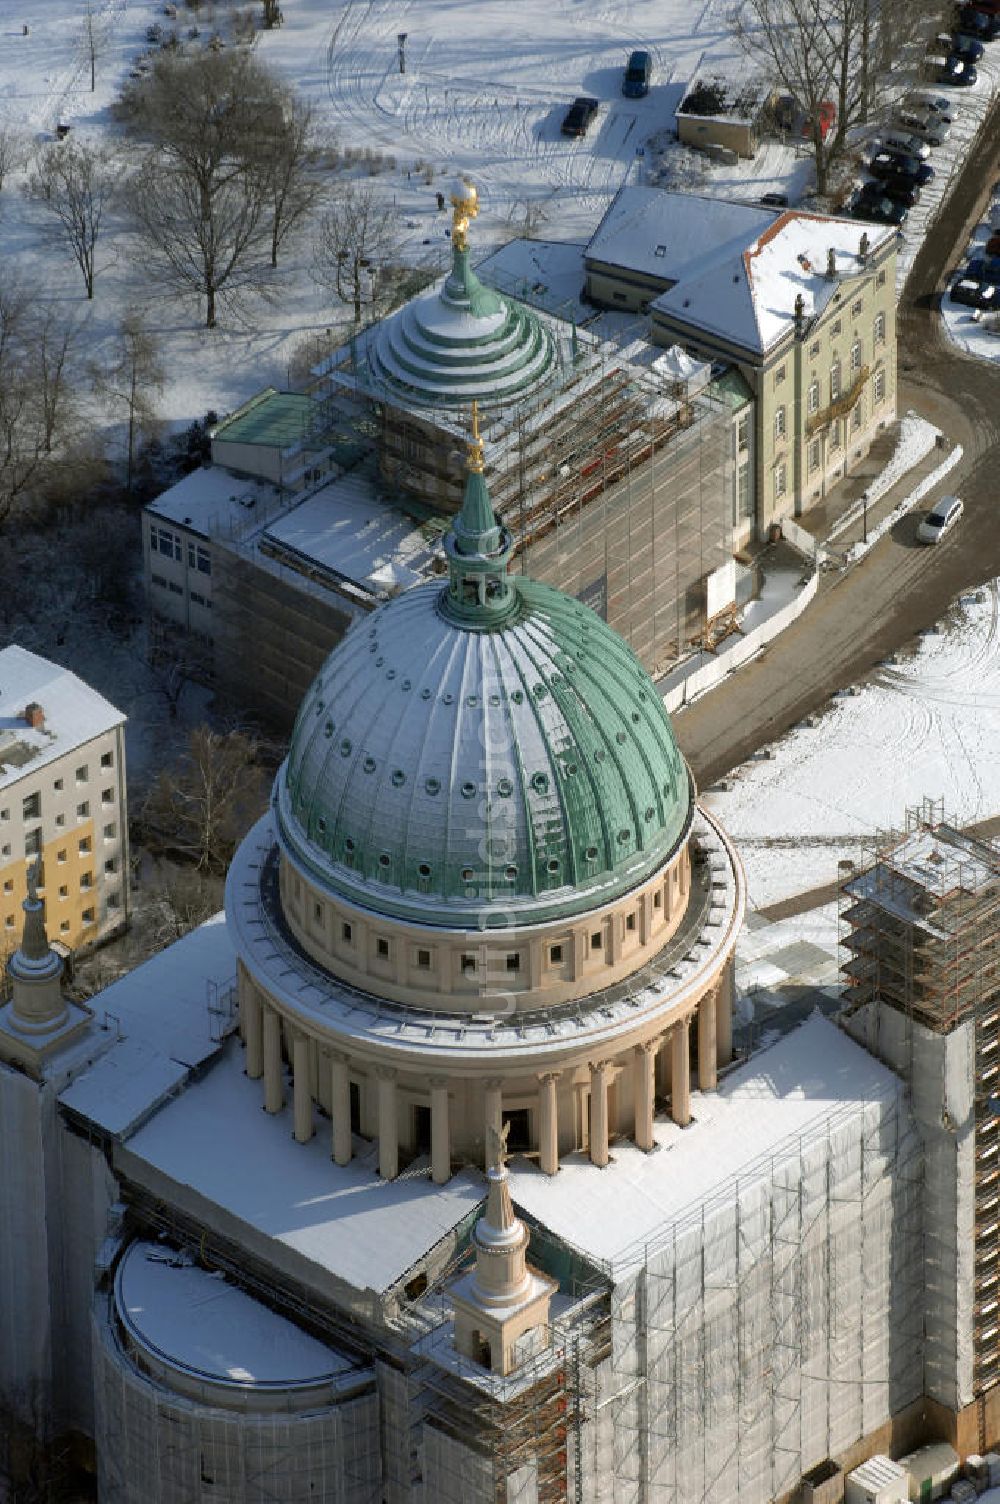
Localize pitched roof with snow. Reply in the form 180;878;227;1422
585;186;778;285
0;646;124;792
652;209;896;356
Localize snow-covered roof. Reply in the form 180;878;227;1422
116;1240;354;1388
507;1013;904;1274
122;1043;484;1296
146;465;283;540
262;471;441;597
585;187;777;284
0;646;124;792
59;913;236;1134
653;210;897;355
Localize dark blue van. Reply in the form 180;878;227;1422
623;50;652;98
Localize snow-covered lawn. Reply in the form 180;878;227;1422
703;581;1000;912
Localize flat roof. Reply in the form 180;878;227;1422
122;1042;484;1296
146;464;281;540
507;1012;905;1274
0;646;124;792
213;390;315;450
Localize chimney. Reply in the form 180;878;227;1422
23;702;44;731
859;231;870;264
826;248;836;278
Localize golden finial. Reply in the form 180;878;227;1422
467;400;485;473
450;176;479;253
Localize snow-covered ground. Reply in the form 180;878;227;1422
703;580;1000;913
941;189;1000;363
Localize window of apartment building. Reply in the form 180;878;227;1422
873;311;886;345
774;405;786;442
55;813;65;828
151;525;181;560
774;364;786;386
151;572;168;589
737;462;752;522
874;367;886;405
1;845;9;858
851;298;863;317
58;885;68;898
830;420;842;451
80;872;94;890
850;339;863;375
79;836;91;855
830;361;841;401
53;777;63;791
100;751;113;769
4;916;13;930
101;787;114;806
60;920;70;934
773;461;787;499
168;581;183;596
190;591;207;607
831;319;842;337
25;829;41;856
807;380;820;415
102;858;117;877
77;802;89;820
2;879;12;895
57;849;67;864
0;809;8;822
75;765;88;784
22;791;40;821
186;542;212;576
809;437;821;473
107;892;120;910
737;415;750;452
82;907;95;924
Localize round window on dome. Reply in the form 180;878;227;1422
461;781;476;799
533;684;547;700
378;854;391;869
340;739;352;757
391;769;406;787
616;731;627;745
618;829;631;844
426;777;440;796
386;669;396;681
511;690;524;705
324;720;334;739
363;757;376;774
584;845;598;861
418;862;432;878
546;858;560;875
489;693;501;707
497;777;513;797
645;806;655;822
564;762;577;777
421;688;432;700
467;694;479;707
461;866;475;882
443;693;454;705
531;772;549;795
595;749;606;764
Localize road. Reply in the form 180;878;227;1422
676;88;1000;790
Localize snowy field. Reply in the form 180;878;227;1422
703;580;1000;913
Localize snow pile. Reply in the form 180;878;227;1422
828;412;940;541
703;581;1000;910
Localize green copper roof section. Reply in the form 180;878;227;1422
276;574;692;930
440;422;519;629
444;246;504;319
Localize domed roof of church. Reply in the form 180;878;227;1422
365;179;557;408
274;417;692;930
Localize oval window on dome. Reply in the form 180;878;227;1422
386;669;396;681
461;866;475;882
497;777;513;797
533;684;547;700
511;690;524;705
631;712;641;724
645;806;655;822
505;863;518;880
363;757;376;774
531;772;549;795
594;749;606;764
564;762;577;777
546;858;560;875
618;828;631;844
461;781;476;799
418;862;432;878
615;731;627;746
638;691;647;702
378;853;391;868
402;679;411;692
584;845;598;861
442;693;454;705
425;777;440;796
467;694;479;707
489;693;501;707
375;656;384;668
340;739;352;757
421;688;432;700
391;769;406;787
324;720;334;739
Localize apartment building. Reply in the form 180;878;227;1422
0;647;128;960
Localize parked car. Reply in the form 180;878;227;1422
916;494;963;543
951;277;999;307
866;176;921;207
879;128;932;160
561;97;599;136
956;6;1000;40
964;254;1000;280
939;55;978;83
759;190;789;207
870;149;935;185
851;190;908;226
946;30;986;59
803;98;836;140
896;109;951;146
622;50;652;98
902;90;956;120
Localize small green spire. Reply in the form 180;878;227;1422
440;403;518;630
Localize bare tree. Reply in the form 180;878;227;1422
127;49;292;327
0;280;50;524
26;141;119;298
312;183;400;324
259;94;323;267
262;0;284;27
0;125;27;194
91;311;165;493
140;726;267;871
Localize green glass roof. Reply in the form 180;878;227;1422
276;468;692;929
214;390;314;449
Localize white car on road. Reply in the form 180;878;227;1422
916;494;964;543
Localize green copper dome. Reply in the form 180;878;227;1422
276;455;692;929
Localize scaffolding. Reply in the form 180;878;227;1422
840;799;1000;1401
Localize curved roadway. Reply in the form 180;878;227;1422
677;90;1000;789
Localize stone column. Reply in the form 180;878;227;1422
262;1006;284;1115
243;987;263;1080
430;1077;450;1185
590;1061;610;1168
484;1078;503;1166
330;1052;352;1166
377;1067;398;1181
293;1034;314;1143
539;1072;560;1176
716;960;734;1067
698;990;718;1092
634;1041;656;1151
671;1018;691;1128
